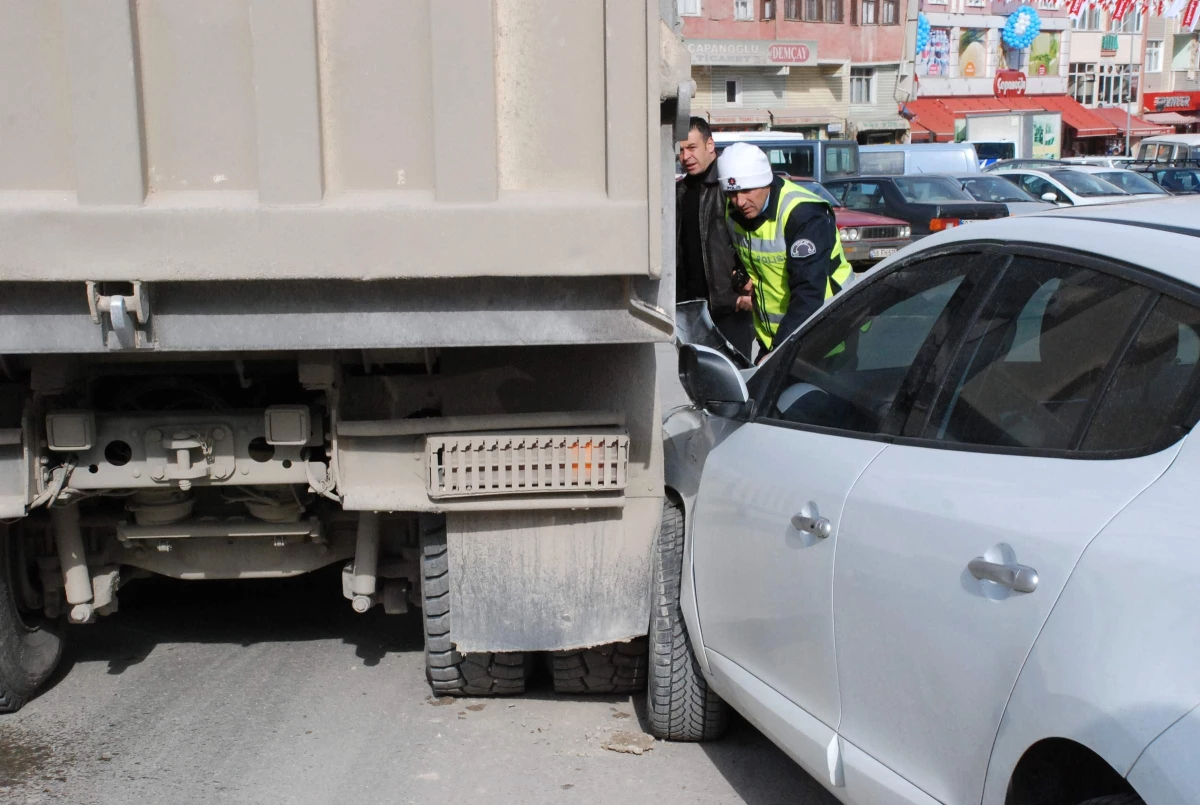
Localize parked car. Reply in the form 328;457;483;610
661;196;1200;805
1058;156;1138;169
1134;133;1200;164
822;175;1007;239
1058;164;1171;198
992;167;1142;206
983;158;1064;172
859;143;980;175
1135;166;1200;195
712;131;859;183
949;173;1056;215
790;179;912;269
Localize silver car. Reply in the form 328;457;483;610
655;197;1200;805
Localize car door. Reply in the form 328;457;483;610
1014;173;1068;205
833;248;1186;805
691;251;995;781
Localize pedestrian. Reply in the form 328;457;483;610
676;117;754;359
716;142;853;362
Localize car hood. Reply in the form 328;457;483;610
832;208;909;227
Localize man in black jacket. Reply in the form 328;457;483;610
676;118;754;359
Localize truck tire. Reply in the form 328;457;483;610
420;515;530;696
550;638;647;694
646;496;728;741
0;525;64;713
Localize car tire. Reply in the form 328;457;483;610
420;514;531;696
1075;796;1144;805
550;638;648;694
646;495;729;741
0;524;65;713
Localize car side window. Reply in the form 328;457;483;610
825;183;849;204
761;257;981;437
843;182;884;212
1081;294;1200;452
1018;175;1053;200
919;256;1152;451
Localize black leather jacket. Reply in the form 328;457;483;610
675;161;739;317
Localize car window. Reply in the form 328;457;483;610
1081;295;1200;453
797;180;843;207
1097;170;1167;195
860;151;906;176
919;257;1152;451
1016;174;1058;201
823;144;859;178
763;257;981;436
1051;170;1126;196
763;146;815;178
893;177;973;203
842;182;886;212
959;176;1036;203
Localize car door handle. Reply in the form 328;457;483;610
967;557;1039;594
791;503;832;539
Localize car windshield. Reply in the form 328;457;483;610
1097;170;1169;195
893;176;974;203
1049;170;1128;196
758;145;815;177
1159;169;1200;192
957;175;1037;203
796;180;842;207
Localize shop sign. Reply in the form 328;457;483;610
994;70;1027;97
1144;91;1200;113
686;39;818;66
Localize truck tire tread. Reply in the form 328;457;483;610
551;638;648;694
420;515;530;697
0;526;64;714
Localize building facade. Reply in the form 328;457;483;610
680;0;910;142
1143;14;1200;131
908;0;1171;154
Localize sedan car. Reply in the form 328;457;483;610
1060;164;1170;199
823;175;1007;239
1136;166;1200;194
993;167;1142;206
982;158;1064;172
949;173;1056;215
658;197;1200;805
791;179;912;268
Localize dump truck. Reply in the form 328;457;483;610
0;0;693;710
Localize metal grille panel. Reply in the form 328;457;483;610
427;433;628;499
861;225;901;240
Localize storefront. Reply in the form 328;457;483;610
1143;92;1200;132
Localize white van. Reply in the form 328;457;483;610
859;143;981;175
1135;134;1200;164
711;131;860;183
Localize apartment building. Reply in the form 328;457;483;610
679;0;910;142
1143;14;1200;131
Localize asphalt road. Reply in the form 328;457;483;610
0;567;838;805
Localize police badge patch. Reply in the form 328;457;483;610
789;239;817;258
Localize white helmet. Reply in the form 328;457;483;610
717;142;773;192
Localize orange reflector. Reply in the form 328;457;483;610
929;218;962;232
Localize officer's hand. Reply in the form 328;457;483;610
735;294;752;312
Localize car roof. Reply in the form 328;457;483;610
891;197;1200;286
1059;165;1131;175
1140;134;1200;146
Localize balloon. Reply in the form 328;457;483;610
1002;5;1042;50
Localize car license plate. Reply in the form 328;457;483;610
869;248;897;259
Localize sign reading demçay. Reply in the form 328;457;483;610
686;39;819;66
994;70;1028;97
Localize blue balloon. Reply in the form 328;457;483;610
1002;6;1042;51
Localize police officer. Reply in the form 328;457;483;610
716;142;853;360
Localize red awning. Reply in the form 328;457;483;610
1144;111;1200;126
1092;106;1176;137
1003;95;1118;137
904;99;956;142
939;96;1012;114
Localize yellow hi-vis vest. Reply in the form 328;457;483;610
727;179;853;351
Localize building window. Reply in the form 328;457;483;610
881;0;898;24
1071;6;1102;30
677;0;701;16
790;0;842;21
861;0;877;23
966;0;985;8
851;67;876;104
785;0;802;19
1110;10;1143;33
734;0;754;19
763;0;776;19
803;0;820;20
1096;63;1135;106
1147;40;1163;73
1069;62;1096;106
824;0;844;22
725;77;743;106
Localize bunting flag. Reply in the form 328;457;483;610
1166;0;1189;17
1067;0;1088;17
1112;0;1135;20
1184;0;1200;29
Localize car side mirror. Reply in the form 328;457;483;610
678;344;750;418
1040;192;1058;202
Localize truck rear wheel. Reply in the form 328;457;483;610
646;496;728;741
550;638;647;694
420;515;530;696
0;524;64;713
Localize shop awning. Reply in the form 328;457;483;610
1003;95;1119;137
938;97;1012;114
904;99;956;142
1093;107;1175;136
847;115;910;133
1144;111;1200;126
769;109;841;126
706;109;770;126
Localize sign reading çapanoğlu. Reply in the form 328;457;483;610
686;39;819;66
994;70;1028;97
